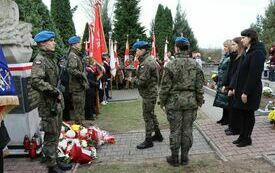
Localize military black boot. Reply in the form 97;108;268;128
180;154;189;165
136;138;153;149
57;158;73;171
152;129;163;142
166;154;179;167
48;165;65;173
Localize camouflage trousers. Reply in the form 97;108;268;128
166;109;197;156
71;90;85;123
142;98;160;138
40;111;62;167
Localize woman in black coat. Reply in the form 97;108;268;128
230;28;266;147
223;37;245;136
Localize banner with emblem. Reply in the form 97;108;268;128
0;46;19;121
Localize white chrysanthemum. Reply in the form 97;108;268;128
58;140;68;150
65;130;76;138
263;86;273;93
81;140;88;148
80;128;88;137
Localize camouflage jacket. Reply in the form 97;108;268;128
67;47;88;92
159;52;204;110
31;49;64;117
136;52;159;99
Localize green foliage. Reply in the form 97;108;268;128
15;0;65;59
153;5;173;60
173;1;198;52
81;23;89;54
102;0;112;45
251;0;275;49
261;0;275;48
51;0;76;46
113;0;146;57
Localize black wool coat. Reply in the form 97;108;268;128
232;42;266;111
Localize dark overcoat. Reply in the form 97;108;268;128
232;42;266;110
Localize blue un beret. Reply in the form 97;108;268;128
175;36;190;45
133;41;150;50
68;36;81;44
34;30;55;43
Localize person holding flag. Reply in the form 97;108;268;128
132;40;163;149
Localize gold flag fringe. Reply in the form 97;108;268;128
0;96;19;123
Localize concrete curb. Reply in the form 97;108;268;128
194;122;228;162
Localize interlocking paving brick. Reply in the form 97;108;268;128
96;129;213;162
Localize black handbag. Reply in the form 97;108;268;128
0;121;10;149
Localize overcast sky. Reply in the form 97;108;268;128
42;0;270;48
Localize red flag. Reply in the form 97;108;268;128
151;33;156;58
91;3;107;65
124;36;130;67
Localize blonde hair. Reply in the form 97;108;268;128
223;39;233;52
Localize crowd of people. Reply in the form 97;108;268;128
213;28;267;147
27;28;205;172
3;27;270;172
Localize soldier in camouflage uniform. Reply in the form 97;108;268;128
67;36;89;123
159;37;204;167
133;41;163;149
31;31;64;173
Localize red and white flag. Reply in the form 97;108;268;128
133;55;139;69
151;33;156;58
163;39;170;66
90;3;107;65
109;39;116;77
114;41;119;68
124;36;130;67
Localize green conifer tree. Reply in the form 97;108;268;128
51;0;76;45
113;0;146;56
153;4;173;59
173;1;198;51
15;0;65;59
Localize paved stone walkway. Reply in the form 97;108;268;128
96;129;213;162
200;87;275;162
4;88;275;172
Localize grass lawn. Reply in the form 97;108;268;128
93;99;169;133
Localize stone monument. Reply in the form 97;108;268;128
0;0;40;148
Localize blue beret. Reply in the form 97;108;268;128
68;36;81;44
34;30;55;43
175;37;190;45
133;41;150;50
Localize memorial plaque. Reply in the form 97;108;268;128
9;76;24;113
22;77;39;112
9;76;39;113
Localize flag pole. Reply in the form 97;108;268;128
108;31;113;98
